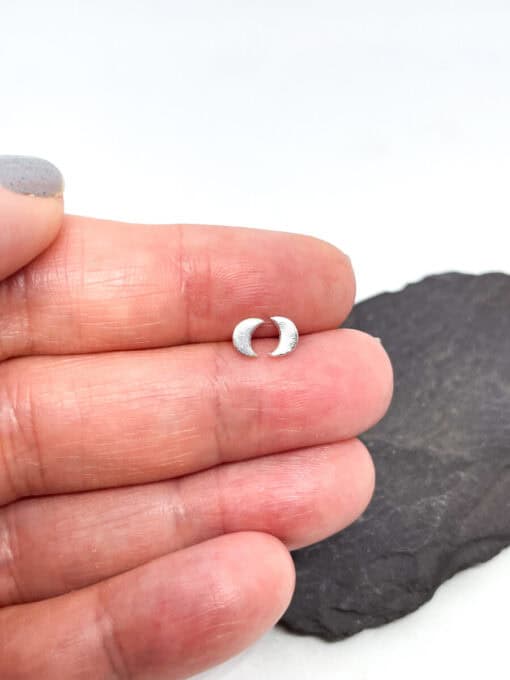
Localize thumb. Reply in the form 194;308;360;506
0;155;64;281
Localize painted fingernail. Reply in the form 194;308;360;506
0;155;64;197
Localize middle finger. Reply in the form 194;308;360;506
0;329;392;504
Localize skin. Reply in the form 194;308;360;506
0;186;393;679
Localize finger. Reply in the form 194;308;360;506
0;215;354;360
0;438;373;605
0;156;63;281
1;532;294;680
0;329;392;503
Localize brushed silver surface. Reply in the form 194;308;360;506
269;316;299;356
232;316;299;357
232;317;265;356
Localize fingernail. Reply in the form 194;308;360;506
0;155;64;198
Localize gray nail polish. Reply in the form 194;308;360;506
0;155;64;197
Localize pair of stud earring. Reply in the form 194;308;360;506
232;316;298;357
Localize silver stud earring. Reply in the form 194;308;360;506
232;316;299;357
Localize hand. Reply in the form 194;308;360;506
0;157;393;679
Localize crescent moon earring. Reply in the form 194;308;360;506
232;316;299;357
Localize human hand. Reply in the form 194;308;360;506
0;157;393;679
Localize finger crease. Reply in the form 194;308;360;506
0;370;32;501
0;507;25;604
212;465;229;537
19;269;35;357
176;223;191;345
95;586;133;680
26;382;47;497
210;345;230;468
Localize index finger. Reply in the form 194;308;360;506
0;216;355;359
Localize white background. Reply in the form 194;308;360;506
2;1;509;678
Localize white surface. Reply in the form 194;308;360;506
2;1;509;678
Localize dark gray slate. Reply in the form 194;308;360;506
280;272;510;640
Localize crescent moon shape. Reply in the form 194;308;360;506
269;316;299;357
232;317;265;357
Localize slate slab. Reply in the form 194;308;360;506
280;272;510;640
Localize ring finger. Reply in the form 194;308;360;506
0;438;374;606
